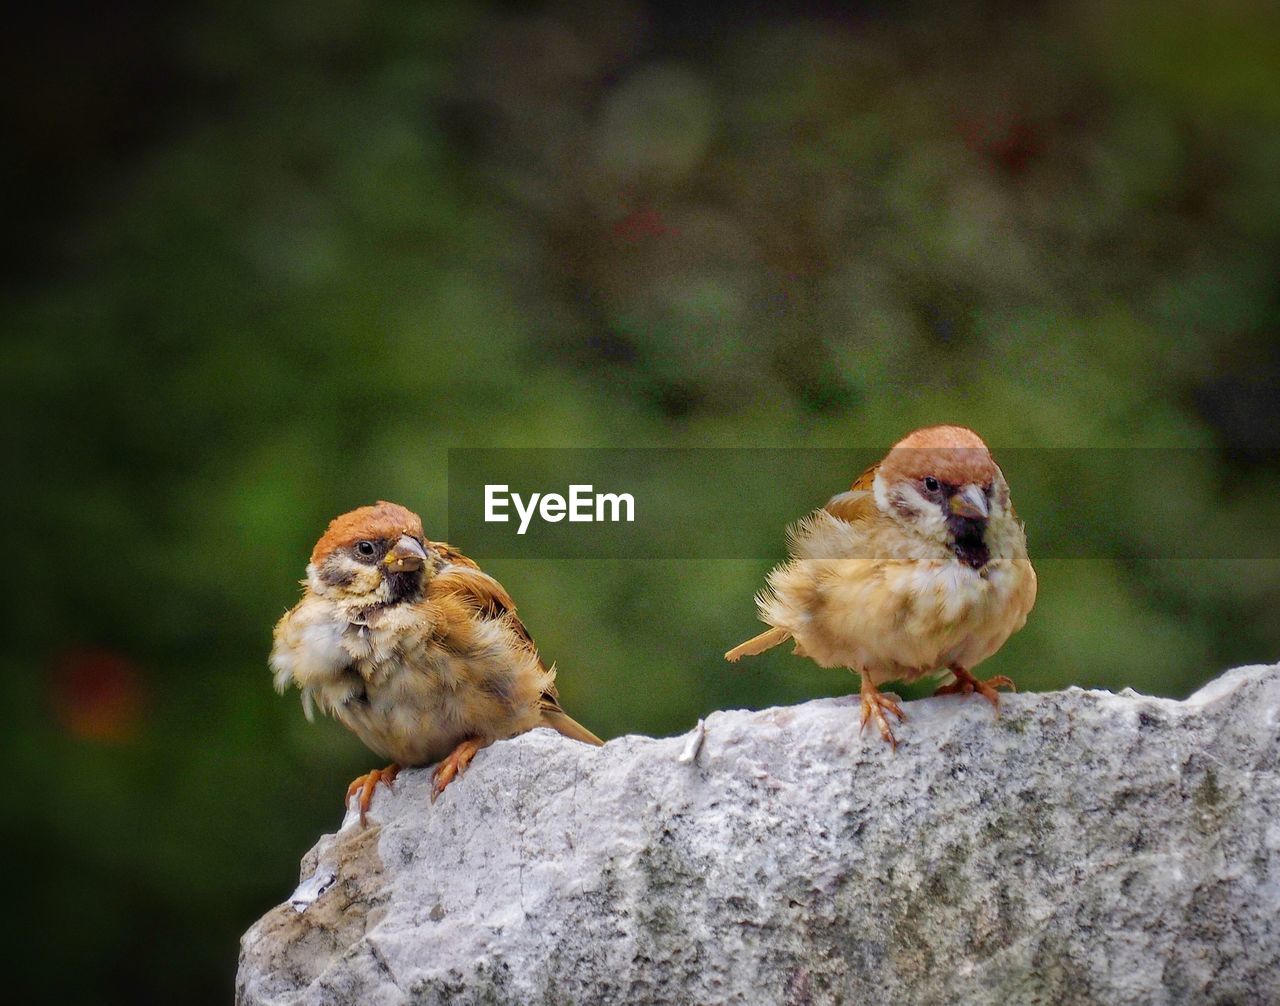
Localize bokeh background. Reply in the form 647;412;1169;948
6;0;1280;1001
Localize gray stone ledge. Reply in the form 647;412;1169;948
237;665;1280;1006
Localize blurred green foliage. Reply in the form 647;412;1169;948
5;0;1280;1002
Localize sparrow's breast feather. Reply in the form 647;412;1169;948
764;556;1033;672
272;598;551;762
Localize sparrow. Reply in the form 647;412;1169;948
725;425;1037;748
271;501;603;824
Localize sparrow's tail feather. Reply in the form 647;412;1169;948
539;705;605;747
725;626;791;662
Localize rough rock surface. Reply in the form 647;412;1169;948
238;665;1280;1006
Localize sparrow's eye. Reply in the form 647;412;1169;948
922;476;941;494
355;541;376;557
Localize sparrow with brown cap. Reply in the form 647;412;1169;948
725;426;1037;748
271;502;602;824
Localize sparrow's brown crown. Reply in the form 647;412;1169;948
878;424;998;488
311;501;425;565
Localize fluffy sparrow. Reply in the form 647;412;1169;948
271;501;602;824
725;425;1037;747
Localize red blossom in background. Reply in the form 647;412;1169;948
611;205;677;244
958;111;1044;176
50;647;146;743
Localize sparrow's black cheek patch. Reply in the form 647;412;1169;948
320;561;355;588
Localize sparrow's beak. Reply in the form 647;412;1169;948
949;484;990;521
384;534;428;573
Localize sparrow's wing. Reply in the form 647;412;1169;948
728;463;879;660
850;459;880;492
429;543;536;648
429;546;604;747
823;489;877;524
821;460;880;524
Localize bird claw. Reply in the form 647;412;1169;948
859;681;906;750
346;763;400;827
430;737;486;803
935;667;1016;713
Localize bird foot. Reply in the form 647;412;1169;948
346;763;400;827
431;737;488;803
859;678;906;750
935;666;1015;713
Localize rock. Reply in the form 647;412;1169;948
237;665;1280;1005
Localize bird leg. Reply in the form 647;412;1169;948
431;736;490;802
934;664;1015;713
858;672;906;750
346;763;400;827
